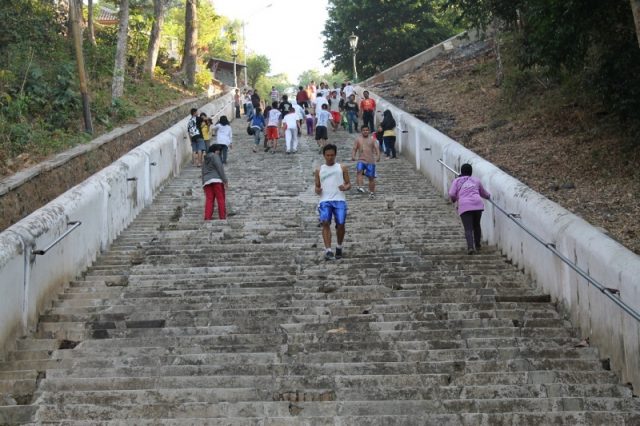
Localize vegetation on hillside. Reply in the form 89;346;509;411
0;0;272;177
323;0;640;132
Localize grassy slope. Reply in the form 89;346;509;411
0;74;197;178
373;38;640;254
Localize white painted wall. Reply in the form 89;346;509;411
0;93;234;357
366;89;640;391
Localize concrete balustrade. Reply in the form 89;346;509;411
0;92;234;357
367;89;640;391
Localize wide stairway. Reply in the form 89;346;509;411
1;120;638;425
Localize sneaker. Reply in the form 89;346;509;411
357;187;366;193
286;151;291;155
324;251;335;261
335;248;343;259
369;192;375;199
467;248;475;255
264;147;270;152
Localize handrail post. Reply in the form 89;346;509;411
32;221;82;257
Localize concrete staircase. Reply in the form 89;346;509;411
1;121;638;425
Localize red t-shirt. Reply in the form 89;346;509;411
360;98;376;112
296;90;309;103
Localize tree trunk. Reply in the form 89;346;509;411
69;0;93;133
493;20;504;87
111;0;130;102
87;0;97;46
631;0;640;47
144;0;166;78
182;0;198;86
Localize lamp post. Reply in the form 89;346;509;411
231;39;238;88
242;3;272;87
348;33;358;83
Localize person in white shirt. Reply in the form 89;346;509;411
291;99;305;137
343;82;354;99
281;107;301;154
212;115;233;164
314;143;351;260
266;101;282;153
315;103;332;152
314;92;328;116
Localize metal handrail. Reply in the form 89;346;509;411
33;221;82;256
438;159;640;322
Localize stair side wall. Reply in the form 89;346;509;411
0;93;235;359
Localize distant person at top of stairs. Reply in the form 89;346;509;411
201;144;228;220
270;86;279;103
448;163;491;255
234;89;241;118
315;144;352;261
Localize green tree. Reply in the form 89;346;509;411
246;54;270;89
297;69;349;87
255;73;291;102
323;0;459;79
446;0;640;121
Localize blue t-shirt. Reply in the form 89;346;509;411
249;113;265;129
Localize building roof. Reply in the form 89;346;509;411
206;58;247;73
97;6;118;25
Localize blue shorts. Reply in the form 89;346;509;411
191;137;205;152
318;200;348;225
356;162;376;179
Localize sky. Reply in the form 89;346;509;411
213;0;331;81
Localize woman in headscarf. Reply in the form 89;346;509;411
380;110;397;159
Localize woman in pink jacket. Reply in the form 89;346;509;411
448;164;491;254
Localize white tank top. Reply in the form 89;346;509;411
319;163;346;203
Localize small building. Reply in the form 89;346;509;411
97;6;118;26
206;58;246;88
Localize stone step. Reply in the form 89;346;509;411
17;412;640;426
33;382;633;407
31;398;640;421
2;122;636;423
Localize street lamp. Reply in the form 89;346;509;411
348;33;359;83
243;3;272;87
230;38;238;88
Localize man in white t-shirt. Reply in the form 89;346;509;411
267;101;282;153
314;92;328;115
343;82;354;99
281;107;300;154
315;103;332;152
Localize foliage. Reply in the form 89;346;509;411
254;73;292;102
323;0;460;79
445;0;640;123
297;70;349;87
246;55;271;88
0;0;200;170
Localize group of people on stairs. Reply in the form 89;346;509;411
188;83;491;258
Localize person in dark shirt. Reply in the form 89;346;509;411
343;94;359;134
278;95;293;118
